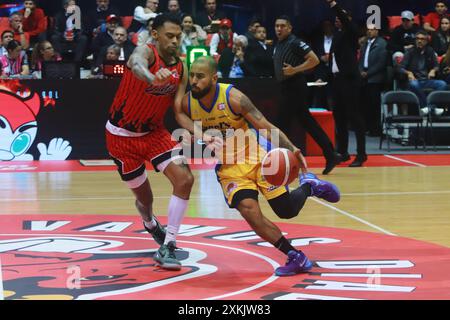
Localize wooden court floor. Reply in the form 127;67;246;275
1;164;449;248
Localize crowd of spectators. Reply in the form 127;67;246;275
1;0;450;141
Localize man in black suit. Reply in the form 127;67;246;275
94;26;135;69
86;0;121;38
311;20;334;109
359;24;388;137
196;0;226;33
244;25;274;77
327;0;367;167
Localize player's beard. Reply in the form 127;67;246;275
191;83;213;99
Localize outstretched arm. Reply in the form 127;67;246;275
229;88;308;173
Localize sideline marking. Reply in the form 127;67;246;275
384;155;427;168
310;198;396;236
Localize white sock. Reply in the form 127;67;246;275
164;195;188;245
143;218;157;230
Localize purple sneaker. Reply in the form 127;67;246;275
300;173;341;203
275;250;313;277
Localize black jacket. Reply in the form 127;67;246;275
243;41;274;77
388;24;421;53
86;5;121;36
196;10;226;28
400;45;439;80
95;41;135;69
311;33;333;81
431;30;450;56
329;4;360;79
91;31;114;59
358;37;388;84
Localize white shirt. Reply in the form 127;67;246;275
332;53;339;74
134;6;158;24
364;38;375;69
210;32;238;56
324;35;332;54
119;48;125;61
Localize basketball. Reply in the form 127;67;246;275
261;148;300;186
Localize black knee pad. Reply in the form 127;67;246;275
268;194;298;220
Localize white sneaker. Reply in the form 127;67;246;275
421;107;430;115
434;108;445;116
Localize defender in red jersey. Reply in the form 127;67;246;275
106;14;193;271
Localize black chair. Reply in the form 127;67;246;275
425;90;450;150
380;91;426;151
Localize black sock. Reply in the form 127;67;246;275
274;236;298;255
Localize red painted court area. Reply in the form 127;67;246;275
1;215;450;300
0;154;449;173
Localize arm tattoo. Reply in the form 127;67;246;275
240;93;263;121
278;132;295;152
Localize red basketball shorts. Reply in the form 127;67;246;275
106;128;184;186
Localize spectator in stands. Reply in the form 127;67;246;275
180;14;207;55
51;0;88;63
196;0;226;33
87;0;121;38
137;17;155;46
19;0;47;44
388;11;421;54
167;0;184;21
91;14;119;61
210;18;237;57
359;24;388;137
431;16;450;56
326;0;367;168
0;40;29;78
31;41;62;72
439;44;450;83
0;12;30;50
95;26;134;69
91;44;120;75
0;31;14;57
228;35;248;78
244;18;262;44
243;25;274;77
423;1;448;33
400;30;447;107
131;0;159;33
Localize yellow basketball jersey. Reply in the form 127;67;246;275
188;83;265;164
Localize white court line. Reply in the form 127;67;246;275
310;198;396;236
383;155;427;167
0;257;4;300
342;190;450;197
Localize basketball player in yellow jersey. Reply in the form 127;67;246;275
175;56;340;276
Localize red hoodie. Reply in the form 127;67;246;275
20;7;47;37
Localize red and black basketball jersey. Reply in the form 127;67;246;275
108;44;184;133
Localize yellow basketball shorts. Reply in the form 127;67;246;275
216;163;288;208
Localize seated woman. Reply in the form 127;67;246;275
0;40;29;78
91;44;121;76
180;14;207;55
31;41;62;72
431;16;450;56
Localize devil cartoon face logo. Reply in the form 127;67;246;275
0;237;216;300
0;89;72;161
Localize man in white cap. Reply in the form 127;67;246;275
388;10;421;54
